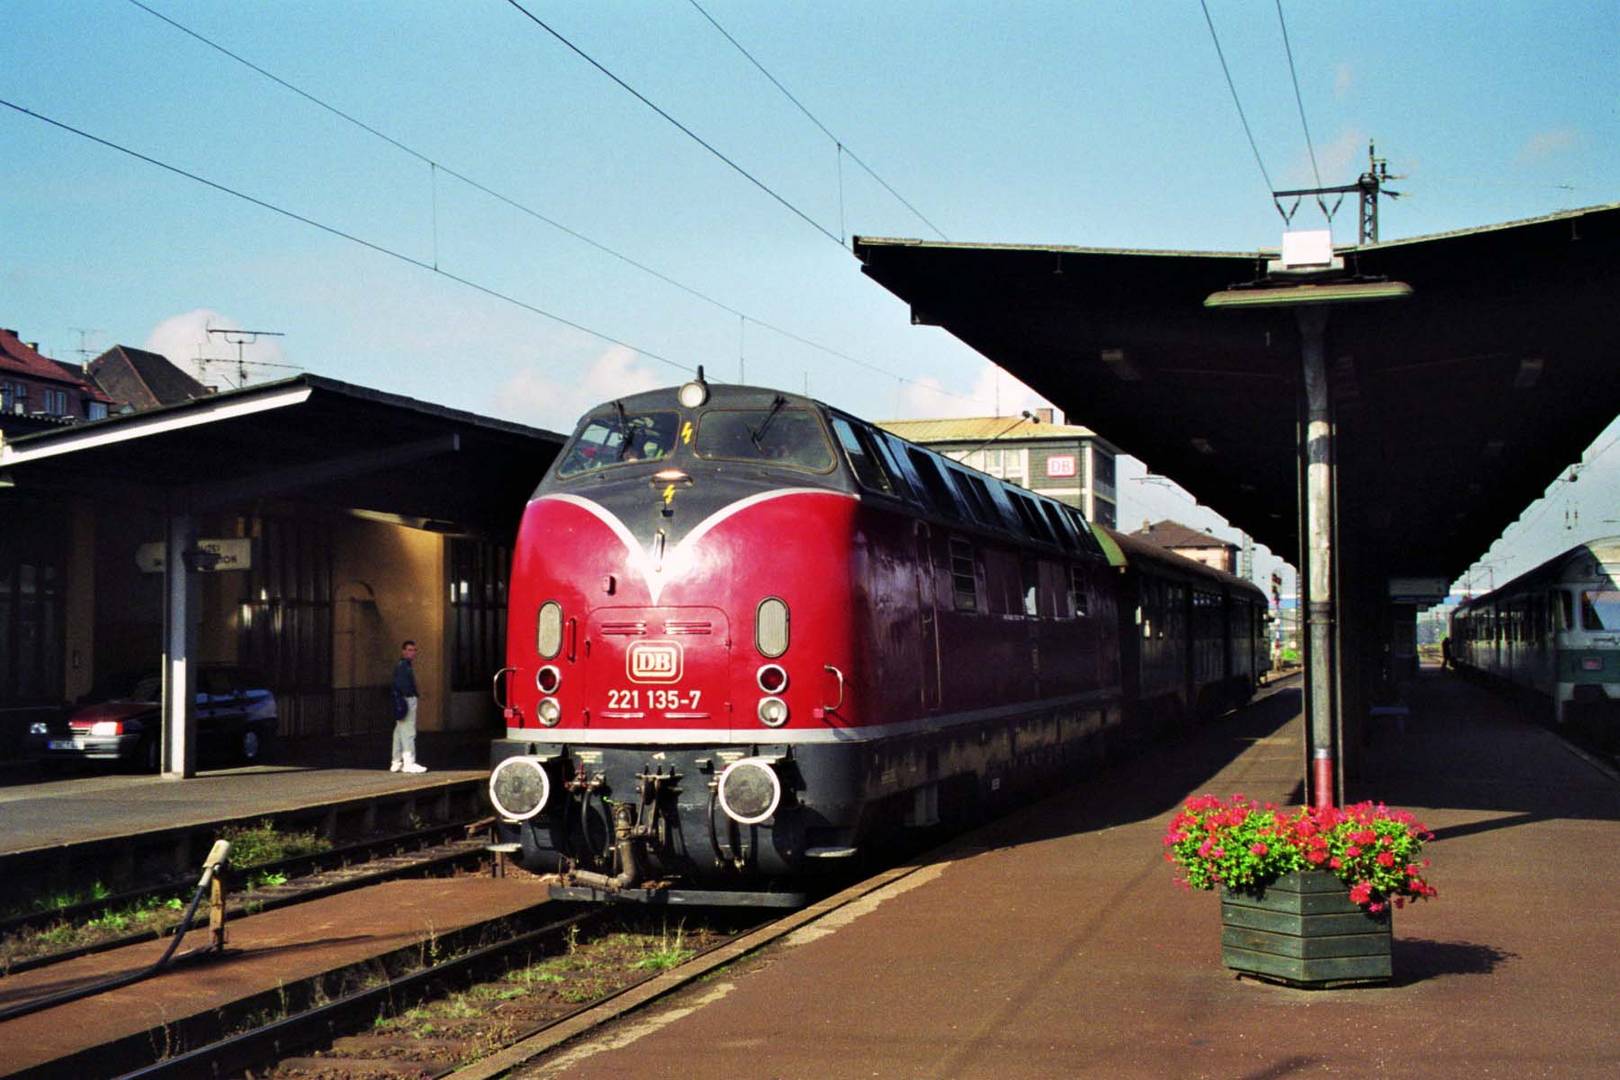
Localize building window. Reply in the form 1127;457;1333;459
43;388;69;415
450;539;510;692
3;382;27;414
87;401;108;420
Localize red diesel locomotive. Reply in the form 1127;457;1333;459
488;375;1268;904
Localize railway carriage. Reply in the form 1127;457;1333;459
1099;529;1270;740
1452;536;1620;735
488;375;1270;903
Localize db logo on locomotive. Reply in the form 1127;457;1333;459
627;642;683;684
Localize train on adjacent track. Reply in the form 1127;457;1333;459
488;376;1270;904
1450;535;1620;737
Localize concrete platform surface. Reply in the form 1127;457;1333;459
0;876;538;1076
0;763;486;857
519;672;1620;1079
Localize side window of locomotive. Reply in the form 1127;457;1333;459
948;537;979;612
830;416;894;495
1068;565;1089;618
1554;590;1573;631
695;408;836;471
556;410;680;478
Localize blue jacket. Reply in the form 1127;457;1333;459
393;658;418;697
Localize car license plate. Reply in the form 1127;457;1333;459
48;739;80;750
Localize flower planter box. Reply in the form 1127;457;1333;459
1220;870;1392;987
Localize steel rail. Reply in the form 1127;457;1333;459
3;828;488;976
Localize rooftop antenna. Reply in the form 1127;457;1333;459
205;326;298;386
69;328;104;365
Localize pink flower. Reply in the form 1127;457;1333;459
1348;881;1373;905
1250;842;1268;856
1345;845;1362;858
1329;857;1342;869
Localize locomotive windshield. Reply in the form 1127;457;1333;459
556;408;680;478
1580;589;1620;630
694;406;836;471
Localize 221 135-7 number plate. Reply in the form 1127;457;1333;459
606;688;702;711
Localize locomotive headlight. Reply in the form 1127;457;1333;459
489;755;551;821
717;757;782;825
757;696;789;727
535;665;562;694
755;597;789;657
537;601;563;659
677;378;710;408
537;698;562;726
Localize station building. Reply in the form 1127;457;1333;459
1129;519;1239;574
878;409;1120;526
0;335;563;762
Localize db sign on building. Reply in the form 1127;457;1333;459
1045;454;1077;479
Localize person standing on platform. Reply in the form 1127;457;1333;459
391;640;427;773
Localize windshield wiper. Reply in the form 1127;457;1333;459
749;395;788;450
613;400;632;460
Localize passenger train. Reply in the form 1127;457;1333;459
1451;536;1620;737
488;375;1270;903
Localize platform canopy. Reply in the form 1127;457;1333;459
0;373;562;534
855;203;1620;582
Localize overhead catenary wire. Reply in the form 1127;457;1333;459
685;0;948;242
1198;0;1279;207
0;98;695;376
502;0;843;247
1274;0;1331;222
124;0;986;408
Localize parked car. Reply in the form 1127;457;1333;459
30;666;278;770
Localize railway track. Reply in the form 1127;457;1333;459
123;859;940;1080
1;821;490;976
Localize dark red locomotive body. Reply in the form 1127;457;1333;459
489;378;1268;903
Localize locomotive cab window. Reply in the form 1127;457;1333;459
695;404;836;471
1580;590;1620;630
557;409;680;478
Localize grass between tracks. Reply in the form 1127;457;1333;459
0;819;332;971
260;914;727;1075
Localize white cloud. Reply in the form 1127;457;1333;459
144;308;289;389
1519;127;1578;163
1333;63;1353;100
494;346;664;431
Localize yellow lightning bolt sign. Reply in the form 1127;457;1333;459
681;421;693;445
663;484;676;507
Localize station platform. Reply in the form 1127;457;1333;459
530;670;1620;1078
0;731;492;901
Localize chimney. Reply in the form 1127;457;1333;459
1035;407;1054;424
1142;518;1152;532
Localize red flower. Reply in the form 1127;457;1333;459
1250;842;1268;856
1377;851;1396;867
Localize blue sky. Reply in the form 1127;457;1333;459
5;2;1618;595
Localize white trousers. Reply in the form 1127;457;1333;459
392;696;419;765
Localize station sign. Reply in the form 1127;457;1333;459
136;538;253;573
1045;454;1077;478
1387;576;1448;604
